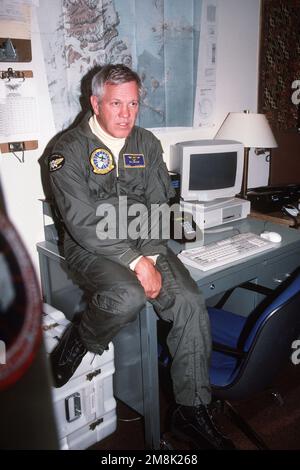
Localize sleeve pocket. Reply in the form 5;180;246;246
157;162;176;202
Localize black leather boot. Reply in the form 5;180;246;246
50;322;87;388
171;404;235;450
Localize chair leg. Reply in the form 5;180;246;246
224;400;269;450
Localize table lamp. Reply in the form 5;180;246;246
215;110;277;198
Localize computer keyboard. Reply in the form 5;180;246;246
178;232;277;271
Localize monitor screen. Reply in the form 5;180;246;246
171;139;244;202
189;152;237;191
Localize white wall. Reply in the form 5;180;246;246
215;0;267;189
154;0;266;189
0;8;56;274
0;0;263;273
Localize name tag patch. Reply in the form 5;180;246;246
123;154;145;168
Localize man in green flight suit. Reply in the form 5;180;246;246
48;64;234;450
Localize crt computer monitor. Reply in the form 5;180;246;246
171;139;244;202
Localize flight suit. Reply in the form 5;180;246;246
48;111;212;406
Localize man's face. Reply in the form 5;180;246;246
90;81;139;138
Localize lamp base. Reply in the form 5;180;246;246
240;147;250;199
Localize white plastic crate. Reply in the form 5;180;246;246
59;408;117;450
42;303;115;380
42;303;117;450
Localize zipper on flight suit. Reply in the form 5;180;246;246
115;142;126;197
115;175;120;196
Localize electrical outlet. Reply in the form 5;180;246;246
8;142;24;152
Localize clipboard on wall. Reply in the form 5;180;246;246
0;67;38;155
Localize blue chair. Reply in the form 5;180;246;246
208;269;300;449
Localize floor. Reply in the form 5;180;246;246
91;362;300;451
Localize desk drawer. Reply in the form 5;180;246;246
198;264;258;300
257;252;300;289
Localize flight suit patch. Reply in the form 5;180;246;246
90;148;115;175
49;154;65;172
123;154;145;168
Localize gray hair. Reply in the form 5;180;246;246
91;64;142;101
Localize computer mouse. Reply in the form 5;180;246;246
260;231;282;243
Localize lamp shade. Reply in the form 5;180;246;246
215;112;277;149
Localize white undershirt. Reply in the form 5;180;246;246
89;114;158;270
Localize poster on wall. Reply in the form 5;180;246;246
37;0;217;132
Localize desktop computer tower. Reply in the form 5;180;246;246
181;197;251;230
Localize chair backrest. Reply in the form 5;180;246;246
213;271;300;400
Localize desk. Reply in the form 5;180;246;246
181;217;300;296
37;216;300;449
251;209;300;228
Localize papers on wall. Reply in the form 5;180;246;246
0;74;39;143
193;0;218;128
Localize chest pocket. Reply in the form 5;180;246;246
120;153;146;197
122;167;146;197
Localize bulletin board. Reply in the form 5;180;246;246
258;0;300;185
258;0;300;131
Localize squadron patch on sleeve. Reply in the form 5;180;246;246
123;154;145;168
49;154;65;172
90;148;115;175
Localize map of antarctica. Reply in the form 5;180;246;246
37;0;202;131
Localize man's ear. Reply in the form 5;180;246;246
90;95;100;115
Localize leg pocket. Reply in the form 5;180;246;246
150;286;175;314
